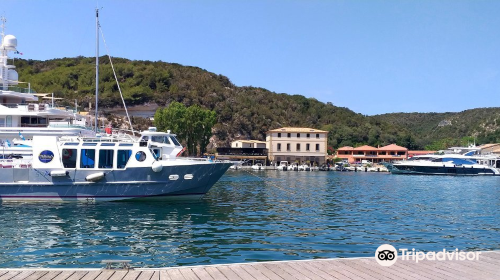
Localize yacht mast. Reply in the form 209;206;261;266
94;8;99;133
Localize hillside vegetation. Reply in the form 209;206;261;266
14;56;500;150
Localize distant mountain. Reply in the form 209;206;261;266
14;56;498;150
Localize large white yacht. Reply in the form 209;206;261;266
0;17;94;147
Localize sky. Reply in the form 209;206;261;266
3;0;500;115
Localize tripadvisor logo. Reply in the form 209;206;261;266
375;244;481;267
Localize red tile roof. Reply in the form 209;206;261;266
353;145;378;151
337;146;354;151
378;144;408;151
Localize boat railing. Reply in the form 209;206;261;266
2;85;36;94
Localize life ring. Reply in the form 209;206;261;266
62;149;73;159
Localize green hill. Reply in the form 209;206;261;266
373;108;500;148
13;56;499;150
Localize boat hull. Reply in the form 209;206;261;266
391;165;498;176
0;162;231;202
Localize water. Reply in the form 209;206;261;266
1;171;500;268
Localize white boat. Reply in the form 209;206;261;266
276;161;288;171
251;163;264;170
391;154;500;176
298;164;310;171
0;13;231;201
289;163;299;171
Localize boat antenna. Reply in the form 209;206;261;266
99;26;135;136
94;8;99;133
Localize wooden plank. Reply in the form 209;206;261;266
136;271;155;280
248;263;284;280
36;271;63;280
10;271;35;280
23;271;49;280
0;271;21;280
291;261;343;280
204;267;229;280
120;270;142;280
261;263;300;280
214;266;242;280
107;271;128;280
178;268;200;280
64;271;88;280
95;271;115;280
191;267;214;280
356;259;422;280
80;271;103;280
330;260;380;280
395;261;459;280
281;262;324;280
158;270;174;280
240;265;273;280
227;265;257;280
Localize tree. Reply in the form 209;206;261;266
154;102;217;156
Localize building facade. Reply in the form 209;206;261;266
266;127;328;165
337;144;408;163
231;140;266;148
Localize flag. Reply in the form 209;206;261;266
14;51;23;55
19;132;25;140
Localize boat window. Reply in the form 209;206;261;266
151;149;161;160
98;149;114;168
151;136;165;143
119;143;133;146
135;151;147;162
64;143;79;146
80;149;96;168
83;143;98;146
142;136;149;141
62;149;77;168
117;150;132;169
431;158;443;162
100;143;115;146
169;136;181;146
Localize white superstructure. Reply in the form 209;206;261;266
0;17;94;147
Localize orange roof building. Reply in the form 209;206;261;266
336;144;408;163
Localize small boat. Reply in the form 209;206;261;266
251;163;264;170
289;163;299;171
298;164;310;171
276;161;288;171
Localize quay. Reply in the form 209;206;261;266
1;250;499;280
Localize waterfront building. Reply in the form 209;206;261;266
216;140;268;164
231;140;266;148
266;127;328;165
337;144;408;163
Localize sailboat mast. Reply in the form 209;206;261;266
94;8;99;133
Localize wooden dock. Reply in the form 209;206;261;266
1;250;499;279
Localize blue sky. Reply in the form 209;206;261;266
3;0;500;115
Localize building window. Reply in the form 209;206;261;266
316;144;320;151
297;133;300;138
278;133;281;138
316;134;320;139
306;144;310;151
297;144;301;151
277;143;281;151
287;143;291;151
306;133;310;138
287;133;291;138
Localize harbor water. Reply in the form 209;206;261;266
1;171;499;268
